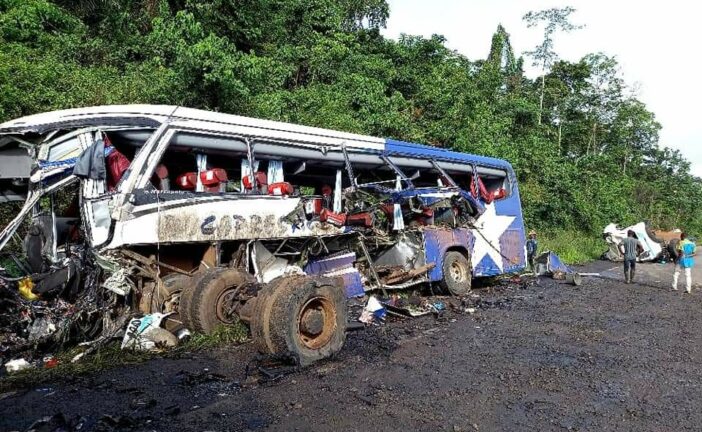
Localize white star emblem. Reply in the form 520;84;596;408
471;203;516;272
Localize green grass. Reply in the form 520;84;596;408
0;322;249;392
538;229;605;265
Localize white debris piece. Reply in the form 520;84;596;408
5;358;32;373
359;296;387;324
121;313;177;351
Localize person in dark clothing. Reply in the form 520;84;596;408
526;230;538;273
619;230;643;284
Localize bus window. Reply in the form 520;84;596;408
353;155;410;191
433;161;511;202
388;156;453;188
471;168;510;203
253;142;352;204
140;131;247;194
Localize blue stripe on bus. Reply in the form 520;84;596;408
383;139;514;170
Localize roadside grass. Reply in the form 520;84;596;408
539;230;605;265
0;322;249;392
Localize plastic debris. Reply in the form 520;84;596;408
18;277;38;301
102;268;135;296
359;296;387;324
28;317;57;342
431;301;446;312
4;358;32;373
174;327;192;341
43;356;59;368
121;313;178;351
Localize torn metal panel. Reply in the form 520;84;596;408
373;232;425;271
305;251;356;275
252;241;303;283
304;251;364;298
102;268;135;296
534;251;573;276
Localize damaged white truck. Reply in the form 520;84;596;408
0;105;527;365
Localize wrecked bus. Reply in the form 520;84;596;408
0;105;526;365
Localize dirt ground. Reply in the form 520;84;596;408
2;259;702;432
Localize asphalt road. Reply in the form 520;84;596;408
2;260;702;431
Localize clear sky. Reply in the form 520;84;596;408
383;0;702;176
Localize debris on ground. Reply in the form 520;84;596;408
121;313;178;351
4;358;31;373
534;251;582;285
379;294;435;317
359;296;387;324
245;353;300;385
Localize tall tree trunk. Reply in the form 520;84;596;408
557;122;562;155
589;121;597;155
538;74;545;125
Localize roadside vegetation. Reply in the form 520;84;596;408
539;230;604;264
0;0;699;259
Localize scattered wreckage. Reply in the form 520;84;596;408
603;222;681;262
0;105;527;368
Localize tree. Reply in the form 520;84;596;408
1;0;701;241
486;24;524;92
523;6;583;125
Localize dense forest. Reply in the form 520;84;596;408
0;0;700;259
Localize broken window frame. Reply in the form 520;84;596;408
132;123;344;198
386;155;461;191
0;175;78;252
341;144;357;191
427;160;512;201
430;159;458;188
380;154;414;190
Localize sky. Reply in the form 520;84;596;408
383;0;702;176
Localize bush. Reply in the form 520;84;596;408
538;230;604;264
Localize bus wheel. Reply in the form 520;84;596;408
179;270;217;330
440;251;472;296
139;272;192;333
139;273;190;314
185;269;253;334
251;276;347;367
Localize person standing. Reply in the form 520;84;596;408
619;230;643;284
673;232;696;293
526;230;538;273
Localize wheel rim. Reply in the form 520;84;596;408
215;289;238;324
297;296;336;350
450;260;467;283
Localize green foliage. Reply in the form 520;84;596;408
539;230;604;264
0;0;700;255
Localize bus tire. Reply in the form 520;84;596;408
178;270;214;330
139;273;190;314
251;275;347;367
186;269;253;334
440;251;472;296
